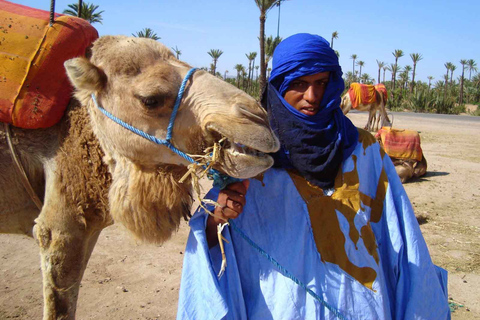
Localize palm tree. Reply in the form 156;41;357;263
392;49;404;92
409;53;423;93
63;2;104;24
350;54;357;80
427;76;434;90
245;52;257;90
334;50;340;58
133;28;160;40
449;63;456;85
467;59;477;80
402;65;412;90
208;49;224;75
389;63;397;85
361;73;371;84
255;65;259;80
171;46;181;59
376;60;385;84
382;66;388;83
444;62;452;91
234;64;244;87
265;35;282;70
443;74;449;100
331;31;339;49
460;59;467;104
357;61;365;80
254;0;281;92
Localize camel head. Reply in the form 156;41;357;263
64;36;279;243
65;36;279;179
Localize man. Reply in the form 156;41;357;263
177;33;450;319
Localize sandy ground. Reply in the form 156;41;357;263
1;111;479;319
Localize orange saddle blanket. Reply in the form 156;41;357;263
374;83;388;102
375;127;423;162
347;83;377;109
0;0;98;129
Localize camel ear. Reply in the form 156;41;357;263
64;57;106;93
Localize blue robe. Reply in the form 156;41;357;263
177;130;450;320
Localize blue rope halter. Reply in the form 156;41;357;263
91;67;239;189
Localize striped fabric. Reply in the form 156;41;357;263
0;0;98;128
347;83;377;109
376;126;423;161
374;83;388;102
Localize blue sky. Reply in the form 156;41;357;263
15;0;480;83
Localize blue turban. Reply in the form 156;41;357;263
263;33;359;189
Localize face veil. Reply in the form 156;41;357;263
263;33;359;189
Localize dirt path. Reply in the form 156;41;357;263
1;112;479;319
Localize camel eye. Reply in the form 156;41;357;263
136;95;163;109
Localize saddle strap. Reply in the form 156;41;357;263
4;123;43;210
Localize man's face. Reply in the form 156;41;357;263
283;71;330;116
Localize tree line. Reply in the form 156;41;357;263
64;2;479;115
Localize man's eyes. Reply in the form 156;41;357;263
290;80;328;90
316;80;329;87
291;81;306;88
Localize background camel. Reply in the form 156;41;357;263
0;36;279;319
341;83;390;131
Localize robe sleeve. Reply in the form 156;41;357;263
176;188;247;320
381;157;451;320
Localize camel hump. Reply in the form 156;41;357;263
0;1;98;129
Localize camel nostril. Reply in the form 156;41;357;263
234;103;268;125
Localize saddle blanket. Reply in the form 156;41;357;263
0;0;98;128
375;126;423;162
374;83;388;102
348;83;377;109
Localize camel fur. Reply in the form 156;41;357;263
341;83;390;131
0;36;279;319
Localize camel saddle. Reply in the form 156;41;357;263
0;0;98;129
374;83;388;102
347;83;377;109
375;126;423;162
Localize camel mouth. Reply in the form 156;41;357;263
206;125;271;160
204;125;275;178
221;139;271;160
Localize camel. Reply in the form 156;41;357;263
0;36;279;319
375;127;427;183
391;156;428;183
340;83;390;132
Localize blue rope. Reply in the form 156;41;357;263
166;67;197;140
229;219;348;320
91;67;239;189
93;97;196;163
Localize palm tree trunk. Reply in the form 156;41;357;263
410;64;416;93
251;59;255;89
259;12;267;95
78;0;83;17
393;59;398;92
377;68;381;84
460;67;465;104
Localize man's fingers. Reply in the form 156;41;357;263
221;189;246;207
226;181;249;196
220;206;240;220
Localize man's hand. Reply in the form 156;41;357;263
206;180;250;248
